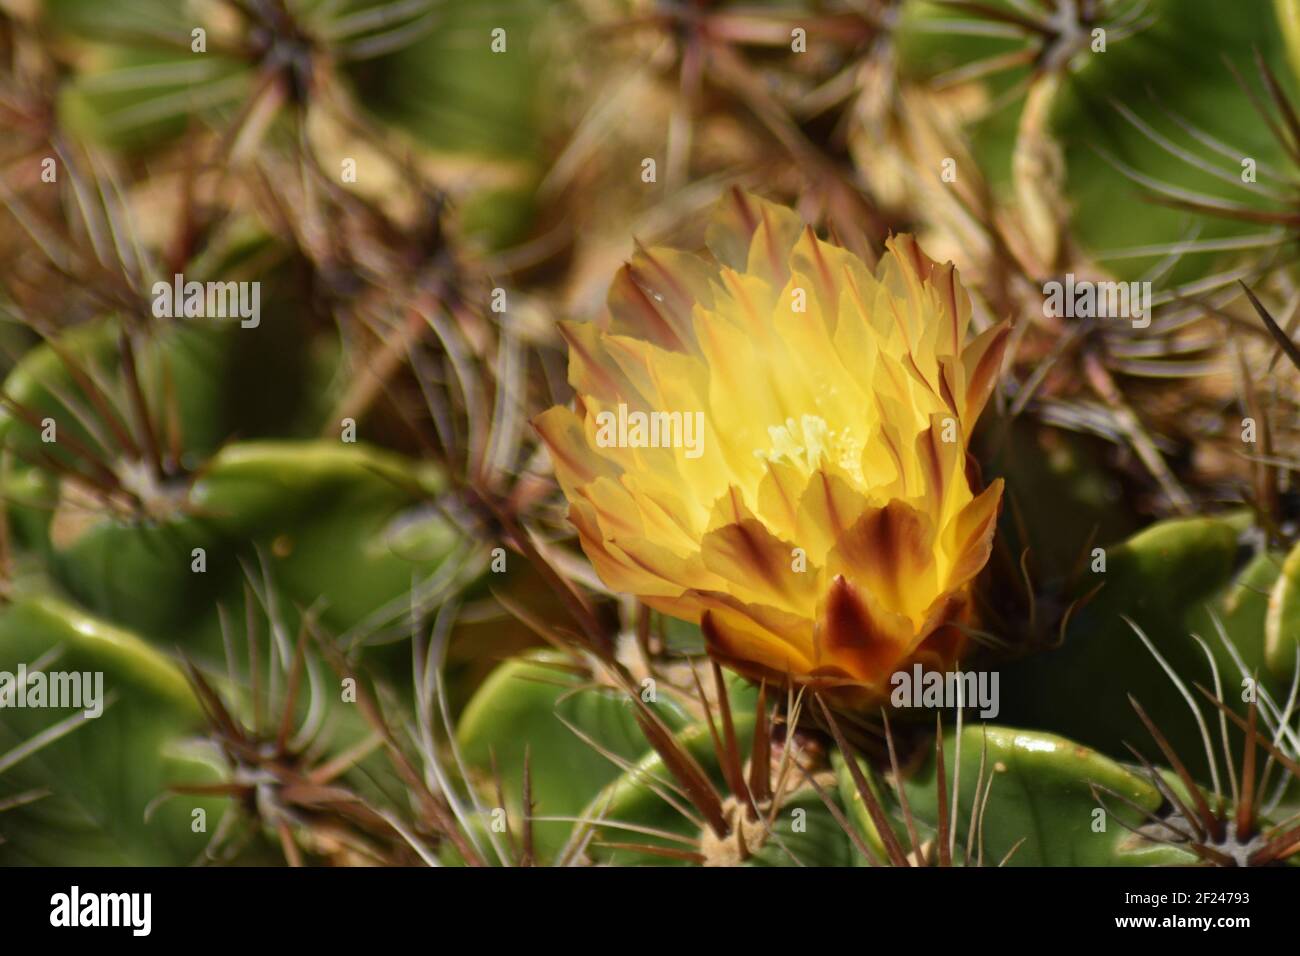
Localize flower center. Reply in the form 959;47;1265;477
754;414;864;484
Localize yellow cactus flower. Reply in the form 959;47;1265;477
535;191;1008;699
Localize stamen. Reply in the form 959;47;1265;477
754;414;864;483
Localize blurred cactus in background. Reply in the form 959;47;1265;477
0;0;1298;868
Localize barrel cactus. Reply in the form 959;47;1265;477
0;0;1297;876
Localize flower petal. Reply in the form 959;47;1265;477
813;575;915;685
826;499;939;621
